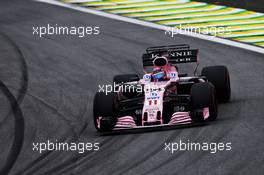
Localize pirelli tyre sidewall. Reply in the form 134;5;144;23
201;65;231;103
191;82;218;122
93;92;117;132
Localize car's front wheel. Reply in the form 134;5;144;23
191;82;218;121
93;92;117;132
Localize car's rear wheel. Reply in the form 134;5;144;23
191;82;218;121
201;66;231;103
93;92;117;132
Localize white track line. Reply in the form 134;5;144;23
35;0;264;54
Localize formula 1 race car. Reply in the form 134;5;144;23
93;44;231;132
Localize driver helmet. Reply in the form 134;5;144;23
153;68;166;81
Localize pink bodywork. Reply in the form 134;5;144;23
113;60;209;129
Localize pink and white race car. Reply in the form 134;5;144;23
93;45;231;132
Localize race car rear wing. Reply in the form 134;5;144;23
142;44;199;67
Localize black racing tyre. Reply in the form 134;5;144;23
191;82;218;121
93;92;117;132
201;66;231;103
113;74;140;84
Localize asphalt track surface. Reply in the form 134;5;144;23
0;0;264;175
